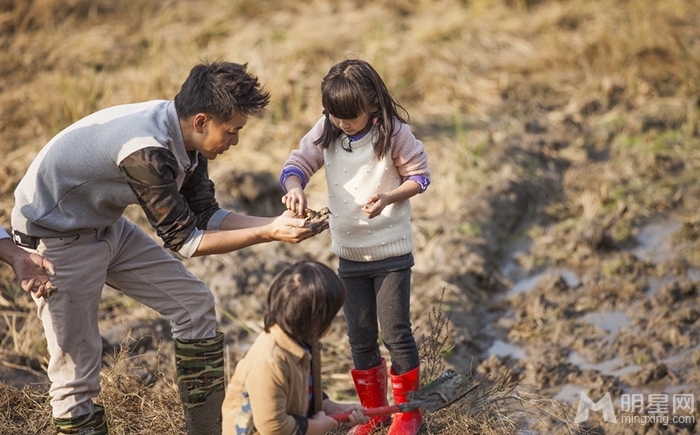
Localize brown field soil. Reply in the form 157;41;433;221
2;0;700;434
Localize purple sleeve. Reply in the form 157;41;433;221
279;166;308;191
406;175;430;193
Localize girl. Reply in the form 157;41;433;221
221;261;368;435
279;59;431;435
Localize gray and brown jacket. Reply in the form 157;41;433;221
12;100;229;257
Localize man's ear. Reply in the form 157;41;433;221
193;113;209;133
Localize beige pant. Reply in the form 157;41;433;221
32;217;217;418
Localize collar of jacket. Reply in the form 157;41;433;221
269;324;310;362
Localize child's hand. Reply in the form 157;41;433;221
344;408;369;427
323;400;370;427
282;187;308;216
361;193;388;219
308;411;339;435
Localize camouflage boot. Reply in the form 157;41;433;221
174;331;225;435
54;404;108;434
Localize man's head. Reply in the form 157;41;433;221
175;62;270;159
174;62;270;122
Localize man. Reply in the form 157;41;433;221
11;62;319;435
0;226;56;297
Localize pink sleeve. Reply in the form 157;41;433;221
391;122;431;179
283;117;327;182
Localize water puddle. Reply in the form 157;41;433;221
500;219;681;300
645;268;700;297
581;310;631;333
568;351;641;377
500;239;533;284
553;384;587;403
487;339;528;361
492;217;690;406
506;268;580;297
645;276;677;298
507;273;544;296
661;343;700;366
631;220;681;264
555;386;634;407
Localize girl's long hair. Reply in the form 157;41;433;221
314;59;408;160
264;261;346;345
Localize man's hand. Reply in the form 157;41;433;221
6;243;57;298
268;211;316;243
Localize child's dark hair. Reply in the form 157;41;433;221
174;61;270;123
264;261;346;345
315;59;408;160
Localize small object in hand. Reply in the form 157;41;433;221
46;286;57;298
297;207;330;235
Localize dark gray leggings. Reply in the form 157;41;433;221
339;254;420;375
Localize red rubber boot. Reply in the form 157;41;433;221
347;358;390;435
387;365;422;435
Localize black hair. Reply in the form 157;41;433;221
174;61;270;123
314;59;408;160
264;261;346;345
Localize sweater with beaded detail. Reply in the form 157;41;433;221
283;116;431;262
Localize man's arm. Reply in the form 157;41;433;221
120;148;314;258
192;210;309;256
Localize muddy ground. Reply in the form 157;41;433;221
193;106;700;434
5;105;699;434
1;2;699;434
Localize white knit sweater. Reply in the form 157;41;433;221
284;117;431;262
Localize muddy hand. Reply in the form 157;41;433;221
273;213;315;243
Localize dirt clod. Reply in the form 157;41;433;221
297;207;330;235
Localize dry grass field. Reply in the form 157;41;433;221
1;0;700;434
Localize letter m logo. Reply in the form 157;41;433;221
575;392;617;423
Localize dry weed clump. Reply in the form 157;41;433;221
0;381;52;435
0;343;187;435
98;346;185;435
417;287;454;384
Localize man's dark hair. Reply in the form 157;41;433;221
264;261;346;345
174;61;270;122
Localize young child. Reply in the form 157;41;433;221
222;261;368;435
279;59;431;435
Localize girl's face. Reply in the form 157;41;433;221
328;111;372;136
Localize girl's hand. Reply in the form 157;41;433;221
361;193;388;219
281;187;308;216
